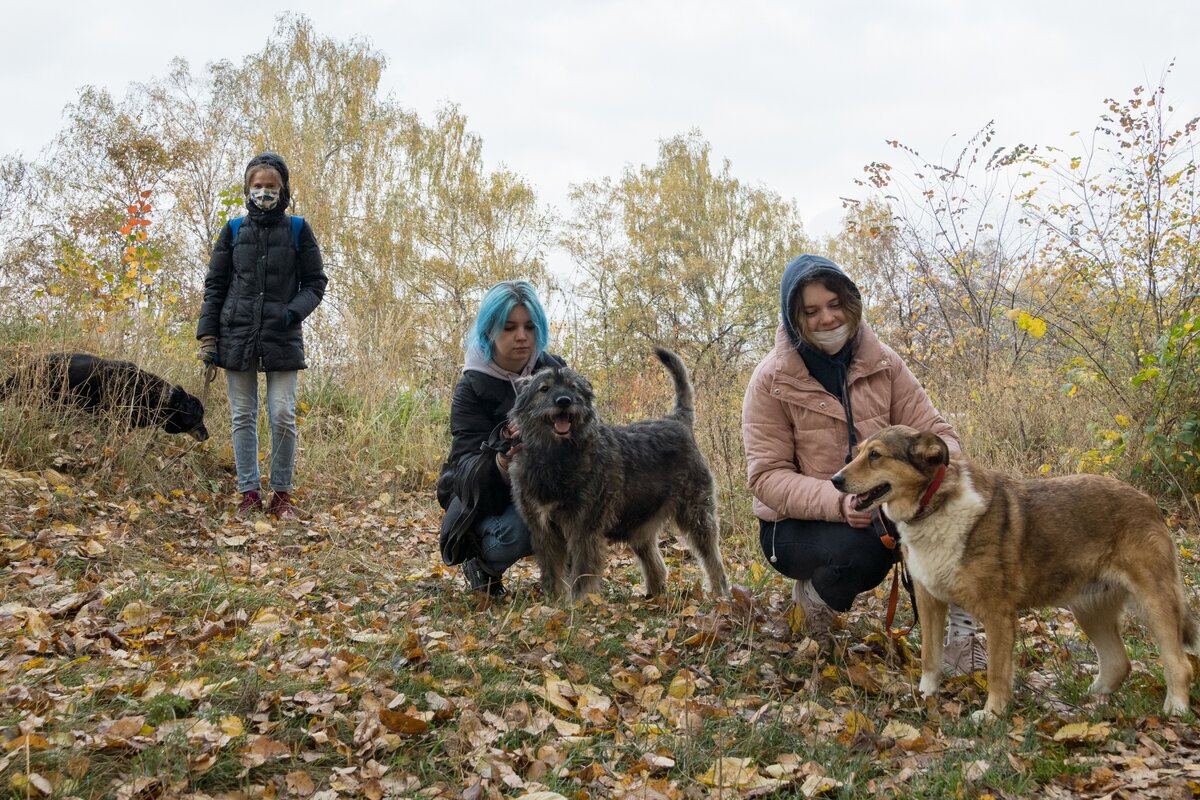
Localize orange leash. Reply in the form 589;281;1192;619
874;510;914;639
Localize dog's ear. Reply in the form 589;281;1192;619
910;431;950;468
514;374;536;394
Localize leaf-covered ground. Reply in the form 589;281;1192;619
3;466;1200;799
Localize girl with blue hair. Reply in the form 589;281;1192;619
435;280;565;596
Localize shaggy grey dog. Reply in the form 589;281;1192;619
508;348;729;601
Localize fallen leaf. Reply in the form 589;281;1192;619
379;709;428;734
881;721;921;740
4;734;51;752
286;770;316;797
239;735;290;767
800;773;843;797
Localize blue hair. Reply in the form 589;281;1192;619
472;280;550;362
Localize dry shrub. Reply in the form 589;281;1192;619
922;362;1112;479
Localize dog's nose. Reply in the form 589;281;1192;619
830;473;846;491
555;395;572;409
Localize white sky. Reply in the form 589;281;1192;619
3;1;1198;239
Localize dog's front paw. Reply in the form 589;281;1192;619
918;672;941;698
969;708;1001;725
1163;695;1192;717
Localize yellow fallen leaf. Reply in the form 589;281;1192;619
4;733;51;752
698;757;778;790
788;603;806;637
220;716;245;737
667;669;696;699
1052;722;1091;742
881;720;921;740
253;519;272;534
119;601;160;626
172;678;209;700
42;468;71;486
529;675;576;715
843;710;875;735
551;718;582;736
25;612;51;640
11;772;53;796
251;608;281;626
1053;721;1110;742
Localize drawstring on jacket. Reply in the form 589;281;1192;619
838;362;858;465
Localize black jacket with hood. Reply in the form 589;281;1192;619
197;152;328;372
436;350;565;565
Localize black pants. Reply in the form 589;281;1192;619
759;517;896;612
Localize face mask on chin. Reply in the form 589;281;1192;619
808;324;851;354
249;188;280;211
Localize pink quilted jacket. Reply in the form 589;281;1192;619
742;324;960;522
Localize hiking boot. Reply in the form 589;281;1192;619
269;491;298;520
943;632;988;676
236;490;263;518
463;557;507;597
792;579;839;639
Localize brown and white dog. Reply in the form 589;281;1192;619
832;425;1198;719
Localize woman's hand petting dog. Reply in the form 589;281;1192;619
841;492;873;528
496;422;522;470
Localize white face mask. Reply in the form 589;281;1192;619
808;324;851;354
249;188;280;210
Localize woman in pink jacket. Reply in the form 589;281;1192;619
742;254;985;674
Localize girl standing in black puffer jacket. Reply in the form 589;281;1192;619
197;152;328;520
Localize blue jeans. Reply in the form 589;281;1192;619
226;369;298;493
476;504;534;577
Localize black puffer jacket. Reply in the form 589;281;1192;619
196;152;328;372
436;351;566;564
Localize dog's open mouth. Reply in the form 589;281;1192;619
852;483;891;511
550;413;572;436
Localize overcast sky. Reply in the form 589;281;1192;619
2;1;1197;238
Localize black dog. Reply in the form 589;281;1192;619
0;353;208;440
509;348;729;601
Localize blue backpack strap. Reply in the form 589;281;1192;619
227;215;302;251
290;215;304;252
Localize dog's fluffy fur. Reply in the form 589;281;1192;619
833;425;1199;718
508;348;729;601
0;353;208;441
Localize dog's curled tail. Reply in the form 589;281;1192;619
654;347;695;428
